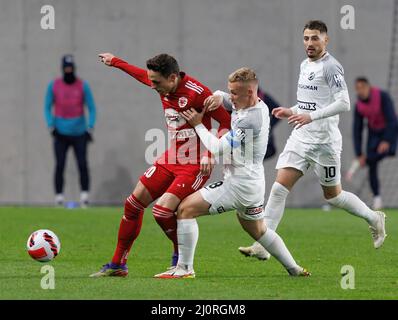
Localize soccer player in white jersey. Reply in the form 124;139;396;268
154;68;310;279
237;20;386;261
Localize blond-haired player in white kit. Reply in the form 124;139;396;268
238;20;386;261
154;67;310;278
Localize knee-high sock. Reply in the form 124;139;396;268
264;182;290;231
153;204;178;253
112;194;145;265
257;228;300;274
176;219;198;271
326;190;377;225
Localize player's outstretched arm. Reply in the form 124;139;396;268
98;52;152;86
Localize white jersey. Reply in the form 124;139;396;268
292;52;348;144
213;92;270;181
197;94;270;219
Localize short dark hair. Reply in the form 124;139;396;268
303;20;328;34
146;54;180;78
355;77;370;84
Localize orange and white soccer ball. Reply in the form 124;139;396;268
27;229;61;262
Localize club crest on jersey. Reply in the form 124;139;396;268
178;97;188;108
308;72;315;81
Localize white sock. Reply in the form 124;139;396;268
257;228;300;273
326;190;377;225
264;182;290;231
253;182;289;247
177;219;198;271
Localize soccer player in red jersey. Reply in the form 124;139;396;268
90;53;231;277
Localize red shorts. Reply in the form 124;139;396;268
139;163;210;201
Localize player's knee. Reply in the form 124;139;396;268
323;185;341;200
124;195;145;220
177;201;194;219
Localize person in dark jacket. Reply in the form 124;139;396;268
257;87;281;160
352;77;398;209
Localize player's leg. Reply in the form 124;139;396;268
154;180;227;279
90;165;172;277
265;167;303;230
317;160;387;249
152;172;209;267
154;191;211;279
152;192;181;266
71;134;90;207
237;213;310;276
53;134;69;206
322;183;386;249
239;156;305;260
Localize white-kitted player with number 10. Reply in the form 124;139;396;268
154;67;310;279
239;20;387;261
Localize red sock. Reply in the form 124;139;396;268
111;194;145;265
152;204;178;253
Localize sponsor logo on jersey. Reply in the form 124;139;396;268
169;128;197;140
165;108;187;129
308;72;315;81
297;100;317;111
245;205;264;216
178;96;188;108
298;83;318;91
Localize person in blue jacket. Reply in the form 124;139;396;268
353;77;398;209
44;55;97;207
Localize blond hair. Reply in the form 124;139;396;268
228;67;258;84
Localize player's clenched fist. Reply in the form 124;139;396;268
98;53;115;66
204;94;223;112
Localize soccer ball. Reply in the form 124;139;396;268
27;229;61;262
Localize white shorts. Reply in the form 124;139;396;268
276;136;342;186
199;177;265;221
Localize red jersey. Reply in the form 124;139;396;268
111;57;231;166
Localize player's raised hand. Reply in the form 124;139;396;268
181;107;207;127
204;94;223;112
272;107;293;119
98;53;115;66
288;113;312;129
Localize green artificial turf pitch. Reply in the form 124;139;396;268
0;207;396;299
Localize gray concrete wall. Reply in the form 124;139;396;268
0;0;396;207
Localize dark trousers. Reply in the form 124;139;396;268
53;133;90;194
365;131;394;197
